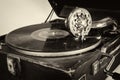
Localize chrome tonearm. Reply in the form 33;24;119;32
92;17;118;29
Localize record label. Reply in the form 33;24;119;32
31;28;70;41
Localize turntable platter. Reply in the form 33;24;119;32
5;23;101;57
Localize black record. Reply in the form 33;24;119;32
5;22;101;57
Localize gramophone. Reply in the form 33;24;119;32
0;0;120;80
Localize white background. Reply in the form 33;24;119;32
0;0;58;35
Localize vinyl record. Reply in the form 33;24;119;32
5;22;101;57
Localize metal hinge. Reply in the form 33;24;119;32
7;56;21;76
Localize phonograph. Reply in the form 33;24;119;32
0;0;120;80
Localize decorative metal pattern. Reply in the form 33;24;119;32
66;7;92;40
